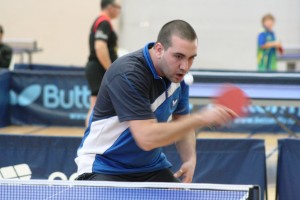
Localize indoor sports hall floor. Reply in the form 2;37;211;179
0;125;291;199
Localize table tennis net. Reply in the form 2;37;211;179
0;179;260;200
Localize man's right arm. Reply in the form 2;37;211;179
95;40;111;69
129;105;234;151
94;21;112;69
107;71;235;151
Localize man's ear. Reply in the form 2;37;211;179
154;42;164;59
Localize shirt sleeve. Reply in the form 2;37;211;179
258;32;266;48
94;21;111;42
173;82;190;115
106;71;155;122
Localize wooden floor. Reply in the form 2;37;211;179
0;125;85;137
0;125;293;199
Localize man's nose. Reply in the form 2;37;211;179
180;60;189;72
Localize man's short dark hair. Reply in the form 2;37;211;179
156;20;197;49
101;0;116;9
0;25;3;34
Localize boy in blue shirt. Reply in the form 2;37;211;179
257;14;282;71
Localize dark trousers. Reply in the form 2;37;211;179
76;168;180;182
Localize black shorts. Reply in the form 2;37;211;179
85;60;106;96
76;168;180;182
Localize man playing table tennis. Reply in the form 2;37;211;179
75;20;234;183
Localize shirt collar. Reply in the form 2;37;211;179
143;42;161;79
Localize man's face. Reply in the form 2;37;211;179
156;36;197;83
108;3;121;19
263;19;274;31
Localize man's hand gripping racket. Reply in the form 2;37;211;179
214;84;250;118
199;84;250;128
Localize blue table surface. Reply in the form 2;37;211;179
189;83;300;100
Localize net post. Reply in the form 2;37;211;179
248;185;261;200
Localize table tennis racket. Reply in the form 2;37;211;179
213;84;250;119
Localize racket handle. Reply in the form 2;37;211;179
207;125;217;130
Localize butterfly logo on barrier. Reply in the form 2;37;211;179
10;84;42;106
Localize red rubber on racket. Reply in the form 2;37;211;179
214;84;250;119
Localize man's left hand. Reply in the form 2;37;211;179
173;161;196;183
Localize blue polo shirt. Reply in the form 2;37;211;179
75;43;190;175
257;30;277;71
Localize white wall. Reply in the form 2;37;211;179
1;0;300;70
1;0;102;66
119;0;300;70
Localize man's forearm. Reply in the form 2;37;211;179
173;114;196;164
129;113;202;151
129;105;234;151
175;130;196;164
174;124;196;183
95;41;112;69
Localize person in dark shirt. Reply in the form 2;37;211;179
0;25;12;69
76;20;235;183
85;0;121;126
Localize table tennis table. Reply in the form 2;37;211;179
0;179;260;200
277;46;300;71
189;70;300;135
3;38;42;64
189;70;300;106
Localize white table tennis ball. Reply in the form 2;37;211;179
184;72;194;85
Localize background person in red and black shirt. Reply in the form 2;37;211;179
85;0;121;126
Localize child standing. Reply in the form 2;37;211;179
257;14;282;71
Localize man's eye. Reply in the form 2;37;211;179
190;57;195;61
175;55;183;59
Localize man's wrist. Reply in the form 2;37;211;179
184;158;197;168
191;113;209;128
